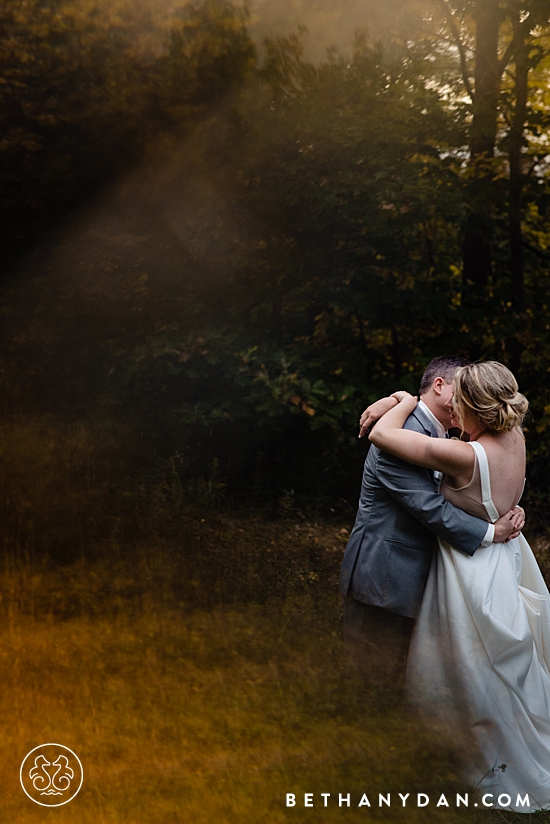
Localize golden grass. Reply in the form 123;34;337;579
1;549;546;823
0;418;548;821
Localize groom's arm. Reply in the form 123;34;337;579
375;448;491;556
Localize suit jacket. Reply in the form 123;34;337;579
339;404;489;618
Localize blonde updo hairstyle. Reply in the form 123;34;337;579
452;361;528;434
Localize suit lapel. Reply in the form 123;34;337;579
411;405;438;438
411;405;442;489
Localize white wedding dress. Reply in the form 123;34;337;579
406;441;550;812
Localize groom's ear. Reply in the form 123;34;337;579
432;377;446;395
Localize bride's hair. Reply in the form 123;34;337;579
453;361;529;433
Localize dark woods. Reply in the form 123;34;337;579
2;0;550;558
0;0;255;255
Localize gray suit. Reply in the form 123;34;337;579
340;404;488;620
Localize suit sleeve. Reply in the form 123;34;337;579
375;448;489;556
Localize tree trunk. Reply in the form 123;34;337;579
462;0;502;298
469;1;502;159
508;14;529;373
509;21;528;315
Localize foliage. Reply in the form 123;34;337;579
0;0;255;260
167;0;256;110
3;0;550;502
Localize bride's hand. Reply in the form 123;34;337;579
358;392;419;437
494;506;525;543
505;505;525;542
391;391;417;404
358;396;399;438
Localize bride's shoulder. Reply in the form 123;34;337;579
500;427;526;447
482;428;525;459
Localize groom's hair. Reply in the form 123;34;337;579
419;356;471;395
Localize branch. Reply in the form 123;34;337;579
520;237;550;262
526;154;550;178
498;12;535;73
497;218;550;261
437;0;474;100
498;36;518;73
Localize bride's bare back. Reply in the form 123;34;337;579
443;429;526;519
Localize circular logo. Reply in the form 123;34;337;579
20;743;83;806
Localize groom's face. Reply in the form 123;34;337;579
437;379;455;429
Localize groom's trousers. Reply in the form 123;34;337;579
343;596;414;696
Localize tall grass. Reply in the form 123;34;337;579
1;417;549;821
0;560;508;824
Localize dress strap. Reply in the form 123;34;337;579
469;441;500;523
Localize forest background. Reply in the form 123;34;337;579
2;0;550;821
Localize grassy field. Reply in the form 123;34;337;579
0;419;549;821
2;531;549;823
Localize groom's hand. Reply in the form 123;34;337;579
359;396;399;438
493;506;526;543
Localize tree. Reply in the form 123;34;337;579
167;0;256;110
437;0;550;325
0;0;167;260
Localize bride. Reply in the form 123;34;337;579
368;361;550;813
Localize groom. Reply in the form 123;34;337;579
339;356;524;693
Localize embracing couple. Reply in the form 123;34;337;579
340;356;550;812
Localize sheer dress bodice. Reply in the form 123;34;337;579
441;441;496;523
442;436;525;520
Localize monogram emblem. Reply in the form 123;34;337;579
20;744;83;806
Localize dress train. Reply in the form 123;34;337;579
406;441;550;812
